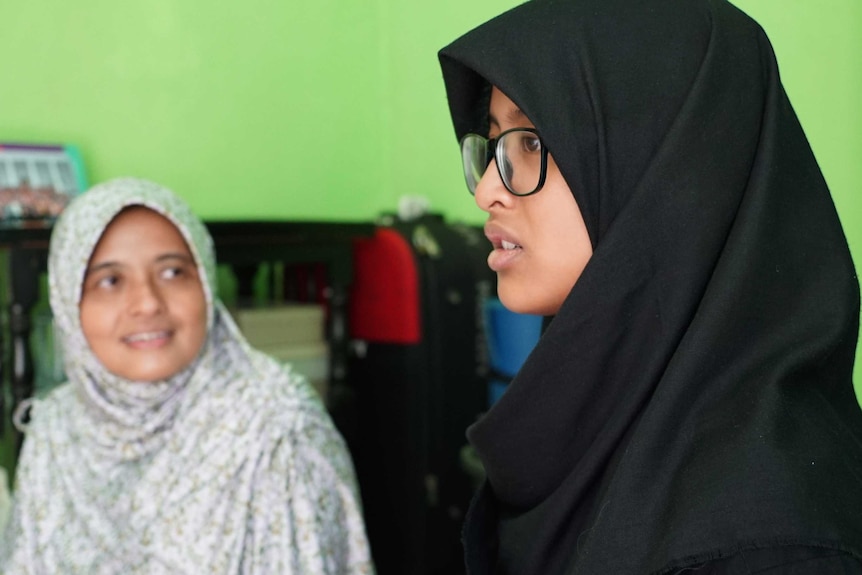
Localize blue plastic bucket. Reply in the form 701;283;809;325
483;298;542;405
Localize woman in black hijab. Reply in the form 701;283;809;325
438;0;862;573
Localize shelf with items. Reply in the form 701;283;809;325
0;219;374;464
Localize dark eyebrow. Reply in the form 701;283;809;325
488;106;528;131
85;261;121;277
84;253;194;276
156;253;195;265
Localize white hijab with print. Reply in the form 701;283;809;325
0;178;373;574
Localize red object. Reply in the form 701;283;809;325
350;227;421;343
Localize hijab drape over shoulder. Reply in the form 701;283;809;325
0;178;373;574
440;0;862;573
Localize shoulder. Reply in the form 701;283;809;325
21;382;76;435
228;349;347;460
7;384;79;493
221;347;327;420
672;546;862;574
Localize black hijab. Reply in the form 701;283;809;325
439;0;862;573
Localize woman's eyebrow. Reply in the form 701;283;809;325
84;261;120;276
85;253;193;275
156;253;194;264
488;106;528;130
507;106;527;124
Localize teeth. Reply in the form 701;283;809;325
125;331;167;343
501;240;520;250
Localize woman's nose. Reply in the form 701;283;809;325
128;279;165;315
474;159;512;212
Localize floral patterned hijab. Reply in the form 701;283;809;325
1;178;373;574
49;177;219;460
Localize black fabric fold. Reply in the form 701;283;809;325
439;0;862;573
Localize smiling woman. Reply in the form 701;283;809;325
80;206;208;382
0;178;374;574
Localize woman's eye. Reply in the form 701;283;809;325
95;275;119;290
161;266;184;280
522;135;541;153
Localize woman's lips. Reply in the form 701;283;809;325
122;330;171;349
485;227;524;271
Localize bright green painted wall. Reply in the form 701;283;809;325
0;0;859;395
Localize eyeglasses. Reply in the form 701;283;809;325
460;128;549;196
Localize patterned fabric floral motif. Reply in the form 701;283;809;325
0;178;374;574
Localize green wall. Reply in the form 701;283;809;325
1;0;860;395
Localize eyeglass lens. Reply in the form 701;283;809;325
460;129;544;196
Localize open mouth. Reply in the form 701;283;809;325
123;331;171;345
487;236;524;272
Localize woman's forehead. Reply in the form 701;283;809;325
488;86;532;130
88;206;194;264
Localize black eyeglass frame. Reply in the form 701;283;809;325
460;127;549;197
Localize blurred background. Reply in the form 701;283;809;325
0;0;859;570
0;1;857;227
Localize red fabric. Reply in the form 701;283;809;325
349;228;421;343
